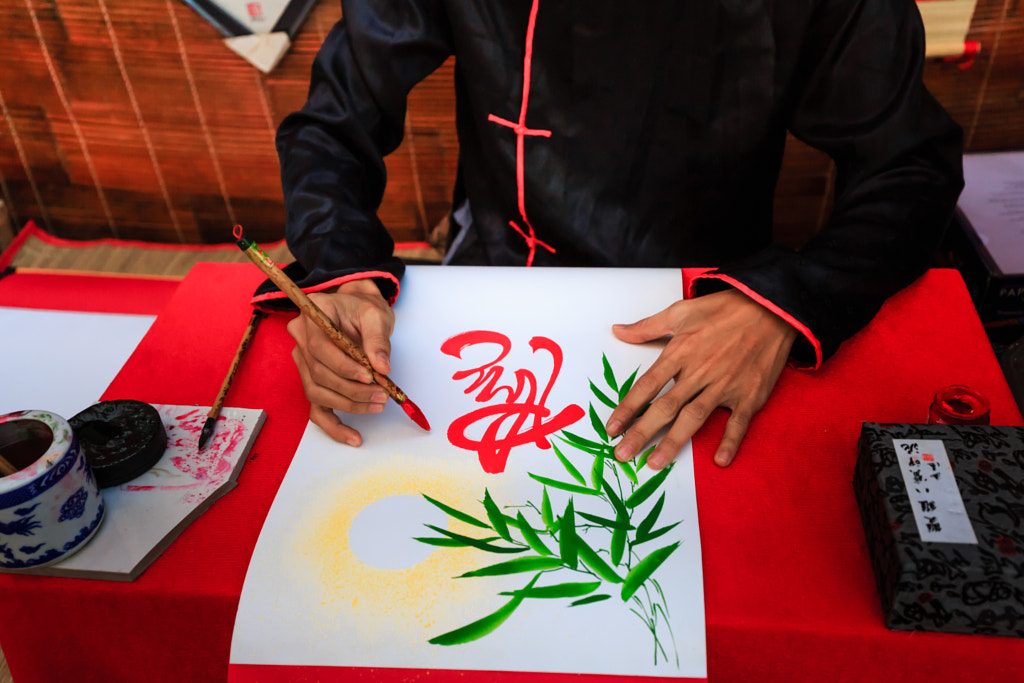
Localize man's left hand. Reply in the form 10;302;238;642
606;289;798;470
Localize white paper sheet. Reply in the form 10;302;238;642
230;267;706;679
960;151;1024;275
0;308;154;419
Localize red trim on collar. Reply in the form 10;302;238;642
689;272;823;370
250;270;401;307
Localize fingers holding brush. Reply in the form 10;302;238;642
235;228;427;436
286;280;396;445
292;348;379;447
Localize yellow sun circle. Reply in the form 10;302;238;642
290;456;503;640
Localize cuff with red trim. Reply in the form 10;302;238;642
250;261;402;311
689;272;823;370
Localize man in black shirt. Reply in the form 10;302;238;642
267;0;963;469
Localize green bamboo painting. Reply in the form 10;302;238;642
415;355;683;666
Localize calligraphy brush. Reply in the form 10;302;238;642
198;308;263;449
0;453;18;477
231;225;430;432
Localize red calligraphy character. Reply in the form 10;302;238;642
442;331;584;473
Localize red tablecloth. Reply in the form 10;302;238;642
0;270;179;314
0;264;1021;682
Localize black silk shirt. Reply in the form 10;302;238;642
272;0;963;366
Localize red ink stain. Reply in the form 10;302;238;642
442;331;584;473
487;0;555;266
123;483;197;492
922;454;934;462
978;459;993;473
150;408;249;503
996;537;1017;556
917;591;933;605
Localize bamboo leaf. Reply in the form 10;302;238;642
625;463;674;509
458;556;564;578
636;492;666;540
424;525;526;554
551;441;586;486
635;521;681;545
589;403;609;443
621;542;679;601
422;494;490;529
611;526;626;566
516;512;553;556
618;367;640;402
541;487;554;530
576;510;633;530
590;449;605;490
570;594;612;607
483;489;512;542
589;381;618;410
529;473;602;496
559;440;614;459
635;444;656;472
601;478;629;520
560;431;609;455
429;574;539;645
501;581;601;599
611;498;631;566
602;353;619;393
617;459;638;485
575;534;623;583
415;536;498;548
559;500;578;570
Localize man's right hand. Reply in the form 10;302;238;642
286;278;396;446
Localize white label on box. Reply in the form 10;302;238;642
893;439;978;544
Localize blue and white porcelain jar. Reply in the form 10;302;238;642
0;410;105;570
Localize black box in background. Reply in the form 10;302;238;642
854;422;1024;638
940;209;1024;324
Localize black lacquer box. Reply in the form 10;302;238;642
854;422;1024;637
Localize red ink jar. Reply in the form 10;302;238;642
927;385;991;425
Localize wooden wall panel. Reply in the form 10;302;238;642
0;0;1020;251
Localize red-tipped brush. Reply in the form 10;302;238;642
233;225;430;432
400;398;431;432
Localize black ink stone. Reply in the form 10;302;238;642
70;400;167;488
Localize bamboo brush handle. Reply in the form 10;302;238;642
237;240;407;403
0;453;18;477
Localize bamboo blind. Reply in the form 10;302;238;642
0;0;1021;250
